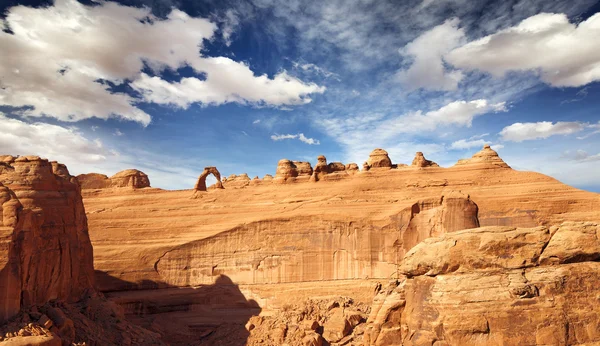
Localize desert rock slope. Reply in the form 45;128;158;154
74;145;600;345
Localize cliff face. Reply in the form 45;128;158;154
0;155;95;323
364;222;600;346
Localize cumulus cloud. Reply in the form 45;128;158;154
450;139;487;150
0;113;113;163
0;0;324;126
446;13;600;87
270;133;320;145
132;61;325;108
395;18;465;91
500;121;587;142
315;99;504;165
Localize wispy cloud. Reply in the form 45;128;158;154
270;133;320;145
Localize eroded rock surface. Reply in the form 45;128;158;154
194;166;223;192
77;169;150;189
0;155;95;324
365;149;392;170
455;144;510;169
396;192;480;258
365;222;600;346
410;152;439;168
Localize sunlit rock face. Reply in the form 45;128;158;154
364;222;600;346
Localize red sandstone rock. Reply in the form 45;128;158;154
194;166;223;192
0;156;95;324
410;151;439;168
109;169;150;188
365;149;392;169
454;144;510;168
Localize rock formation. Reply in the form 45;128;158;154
346;163;359;174
328;162;346;172
364;222;600;346
0;155;95;324
410;151;439;168
77;169;151;189
275;160;313;183
0;155;165;345
455;144;510;168
110;169;150;188
364;149;392;170
74;146;600;345
194;166;223;192
396;192;480;258
224;173;252;188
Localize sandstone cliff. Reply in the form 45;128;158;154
365;149;392;170
365;222;600;346
0;155;95;324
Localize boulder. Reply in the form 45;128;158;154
366;149;392;169
323;308;351;342
410;152;439;168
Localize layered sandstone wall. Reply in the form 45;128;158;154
0;155;95;324
364;222;600;346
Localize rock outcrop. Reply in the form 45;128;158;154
396;192;480;258
223;173;252;188
275;160;313;183
0;155;95;324
410;152;439;168
109;169;150;188
455;144;510;168
194;166;223;192
364;149;392;170
77;169;150;189
364;222;600;346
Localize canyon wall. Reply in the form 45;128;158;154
364;222;600;346
0;155;95;324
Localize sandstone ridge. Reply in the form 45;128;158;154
77;169;150;189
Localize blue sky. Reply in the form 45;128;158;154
1;0;600;191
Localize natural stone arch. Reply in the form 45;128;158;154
194;166;224;191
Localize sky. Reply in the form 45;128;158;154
1;0;600;191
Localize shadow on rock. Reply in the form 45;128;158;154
95;270;261;346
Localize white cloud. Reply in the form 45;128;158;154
221;9;240;46
253;119;261;124
114;129;124;136
562;150;600;162
395;18;465;91
450;138;486;150
500;121;587;142
131;60;325;108
446;13;600;87
297;133;320;145
0;113;113;164
491;144;504;151
0;0;323;126
270;133;320;145
315;99;504;165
